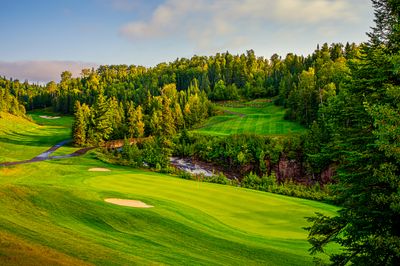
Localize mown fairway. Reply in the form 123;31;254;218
193;100;306;136
0;112;336;265
0;111;74;163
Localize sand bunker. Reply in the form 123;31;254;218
105;198;153;208
88;168;111;172
40;115;61;119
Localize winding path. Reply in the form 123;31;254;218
0;140;95;167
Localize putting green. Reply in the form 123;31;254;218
0;112;337;265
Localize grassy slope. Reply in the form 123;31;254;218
0;111;73;162
0;111;337;265
193;100;305;136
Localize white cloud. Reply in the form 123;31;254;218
0;61;99;83
119;0;364;53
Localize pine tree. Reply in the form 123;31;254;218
161;97;176;136
93;93;113;144
109;97;125;139
127;101;137;138
72;101;87;146
135;105;145;138
307;1;400;264
127;102;145;138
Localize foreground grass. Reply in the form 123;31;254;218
193;100;306;136
0;112;337;265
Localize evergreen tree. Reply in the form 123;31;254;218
127;101;136;138
307;1;400;264
127;101;145;138
92;93;113;144
72;101;87;146
161;97;176;136
109;97;125;139
135;105;145;138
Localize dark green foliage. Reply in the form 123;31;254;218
99;137;170;170
203;173;230;185
71;83;211;146
209;80;239;101
307;1;400;264
2;43;359;127
0;78;27;117
176;171;230;185
72;101;87;146
141;137;170;169
241;172;263;188
173;133;276;175
241;172;330;201
173;132;333;185
121;138;143;168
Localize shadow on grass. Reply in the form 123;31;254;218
0;127;70;148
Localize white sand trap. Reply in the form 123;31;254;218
88;168;111;172
40;115;61;119
105;198;153;208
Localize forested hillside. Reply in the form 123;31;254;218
0;77;28;117
0;0;399;264
0;41;372;189
2;43;358;125
307;0;400;264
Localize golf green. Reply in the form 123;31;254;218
0;111;337;265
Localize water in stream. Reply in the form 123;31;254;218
170;157;214;177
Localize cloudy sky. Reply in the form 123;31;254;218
0;0;374;82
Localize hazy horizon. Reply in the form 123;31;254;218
1;0;374;83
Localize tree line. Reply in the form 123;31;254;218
306;0;400;264
0;0;398;262
0;77;28;117
1;42;359;130
72;82;211;145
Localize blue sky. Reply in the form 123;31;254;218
0;0;374;82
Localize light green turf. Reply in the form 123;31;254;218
193;100;306;136
0;111;337;265
0;111;72;162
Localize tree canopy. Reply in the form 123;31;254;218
307;1;400;264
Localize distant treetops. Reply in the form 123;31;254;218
1;42;358;126
0;77;27;117
72;82;211;146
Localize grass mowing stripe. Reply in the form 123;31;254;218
195;100;306;136
0;112;336;265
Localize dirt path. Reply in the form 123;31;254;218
0;140;95;167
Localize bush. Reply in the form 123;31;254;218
177;170;194;180
121;140;143;167
240;171;331;201
203;173;230;185
241;172;261;189
141;137;170;169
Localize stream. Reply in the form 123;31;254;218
170;157;214;177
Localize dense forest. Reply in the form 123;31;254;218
0;41;359;186
306;0;400;264
0;0;399;263
0;78;29;117
1;42;358;126
0;40;361;187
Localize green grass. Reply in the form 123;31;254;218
0;111;73;162
0;111;337;265
193;100;306;136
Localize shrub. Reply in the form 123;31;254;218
241;172;261;189
203;173;230;185
177;170;194;180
